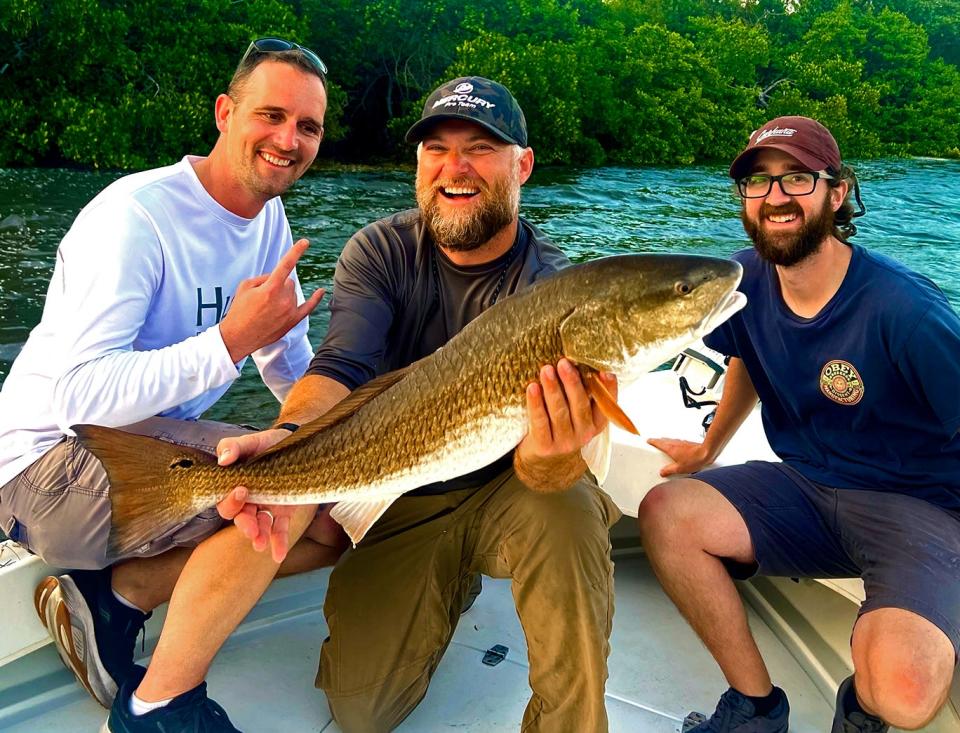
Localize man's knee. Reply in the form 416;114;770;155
854;610;956;729
322;668;429;733
637;479;700;540
856;665;953;729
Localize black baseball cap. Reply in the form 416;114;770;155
405;76;528;147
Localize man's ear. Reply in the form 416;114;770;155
214;93;235;134
831;178;849;212
518;147;535;186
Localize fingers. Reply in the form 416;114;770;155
216;486;248;519
265;239;309;288
270;514;291;563
557;360;593;435
525;382;552;446
296;287;326;320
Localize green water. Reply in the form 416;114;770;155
2;160;958;424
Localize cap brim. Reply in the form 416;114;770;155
405;114;522;146
729;143;829;179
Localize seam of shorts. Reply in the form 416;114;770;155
859;592;960;655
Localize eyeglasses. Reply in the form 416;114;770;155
240;38;328;77
736;171;834;198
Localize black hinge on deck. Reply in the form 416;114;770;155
482;644;508;667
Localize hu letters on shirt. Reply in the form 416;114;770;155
196;286;233;333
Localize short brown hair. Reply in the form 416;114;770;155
227;47;326;101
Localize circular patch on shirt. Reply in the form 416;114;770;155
819;360;864;405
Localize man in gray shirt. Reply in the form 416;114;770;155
219;76;621;732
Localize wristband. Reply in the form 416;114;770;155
274;422;300;433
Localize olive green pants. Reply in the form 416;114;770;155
316;469;621;733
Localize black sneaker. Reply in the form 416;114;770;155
687;687;789;732
34;568;151;708
103;665;242;733
832;676;889;733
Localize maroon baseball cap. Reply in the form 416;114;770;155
729;116;842;179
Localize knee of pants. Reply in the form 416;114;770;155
323;669;430;733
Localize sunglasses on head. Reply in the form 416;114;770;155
240;37;328;77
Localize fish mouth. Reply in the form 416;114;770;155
700;289;747;335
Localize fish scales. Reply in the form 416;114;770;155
73;254;746;553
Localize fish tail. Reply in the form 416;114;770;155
72;424;218;558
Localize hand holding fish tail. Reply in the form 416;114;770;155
515;359;616;492
219;239;325;362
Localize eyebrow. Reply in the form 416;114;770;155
255;105;323;128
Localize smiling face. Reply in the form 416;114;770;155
740;148;847;267
414;119;533;252
216;59;327;211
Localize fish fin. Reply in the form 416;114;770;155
254;364;417;461
72;425;216;558
329;495;403;547
581;424;612;485
583;371;639;435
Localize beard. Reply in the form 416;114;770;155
416;169;519;252
741;201;835;267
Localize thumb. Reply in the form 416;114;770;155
659;462;679;478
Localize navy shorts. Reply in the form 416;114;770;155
695;460;960;655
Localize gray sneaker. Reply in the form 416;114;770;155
35;569;150;708
832;676;889;733
687;687;789;732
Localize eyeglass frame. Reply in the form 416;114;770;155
238;38;328;80
736;170;835;199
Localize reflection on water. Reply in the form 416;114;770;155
2;160;959;424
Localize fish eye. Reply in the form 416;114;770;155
674;280;693;295
171;458;194;469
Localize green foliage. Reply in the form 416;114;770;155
1;0;958;167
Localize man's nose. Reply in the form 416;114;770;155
767;178;793;204
275;121;299;152
442;150;473;177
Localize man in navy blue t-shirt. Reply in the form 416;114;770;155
640;116;960;733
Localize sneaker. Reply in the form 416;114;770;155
832;676;889;733
34;568;151;708
687;687;789;732
102;665;242;733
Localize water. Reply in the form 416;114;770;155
2;160;959;424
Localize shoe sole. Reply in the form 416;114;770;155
34;575;118;708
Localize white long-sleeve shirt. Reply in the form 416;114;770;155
0;156;314;486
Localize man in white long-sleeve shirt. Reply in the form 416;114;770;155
0;39;340;733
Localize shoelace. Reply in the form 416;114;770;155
702;689;755;731
838;712;888;733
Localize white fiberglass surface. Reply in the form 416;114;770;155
0;552;832;733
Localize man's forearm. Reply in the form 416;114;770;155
700;357;760;461
273;374;351;427
514;450;587;493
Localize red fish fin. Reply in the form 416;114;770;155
72;424;215;557
255;363;417;461
584;372;639;435
329;495;403;546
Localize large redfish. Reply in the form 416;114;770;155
74;254;745;555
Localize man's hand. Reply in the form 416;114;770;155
219;239;325;363
515;359;617;492
646;437;716;477
216;428;298;562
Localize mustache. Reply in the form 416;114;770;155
431;177;489;194
760;202;803;218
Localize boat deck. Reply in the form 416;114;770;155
0;550;835;732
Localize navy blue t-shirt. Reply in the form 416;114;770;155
704;245;960;511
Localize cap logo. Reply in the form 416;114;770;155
432;92;496;111
454;82;473;94
754;126;797;146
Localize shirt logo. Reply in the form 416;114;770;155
820;360;864;405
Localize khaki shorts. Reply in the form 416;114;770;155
0;417;251;569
